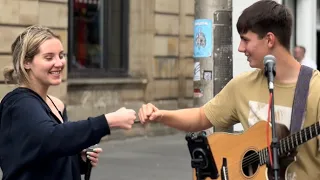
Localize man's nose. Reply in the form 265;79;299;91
238;43;245;52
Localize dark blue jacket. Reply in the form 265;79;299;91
0;87;110;180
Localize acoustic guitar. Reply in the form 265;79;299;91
189;120;320;180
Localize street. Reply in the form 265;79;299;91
0;133;193;180
90;133;192;180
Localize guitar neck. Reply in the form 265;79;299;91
258;121;320;165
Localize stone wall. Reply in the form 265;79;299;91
0;0;196;139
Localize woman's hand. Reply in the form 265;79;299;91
81;148;103;167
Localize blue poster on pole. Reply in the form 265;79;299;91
193;19;212;58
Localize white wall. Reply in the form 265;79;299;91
232;0;257;77
232;0;259;131
296;0;317;63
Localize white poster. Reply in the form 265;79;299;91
194;62;201;81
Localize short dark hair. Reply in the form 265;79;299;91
236;0;293;51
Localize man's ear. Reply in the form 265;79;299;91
265;32;276;48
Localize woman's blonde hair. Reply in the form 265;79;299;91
3;25;60;84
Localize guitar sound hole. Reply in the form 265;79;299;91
242;150;259;177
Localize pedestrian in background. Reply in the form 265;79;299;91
293;45;317;70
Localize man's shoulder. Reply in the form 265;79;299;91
307;70;320;98
231;69;264;83
310;69;320;80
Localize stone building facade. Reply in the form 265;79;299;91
0;0;194;138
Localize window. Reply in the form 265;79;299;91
68;0;129;78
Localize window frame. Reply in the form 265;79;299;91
67;0;130;78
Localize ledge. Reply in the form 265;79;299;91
67;78;148;85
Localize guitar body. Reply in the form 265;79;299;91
192;121;289;180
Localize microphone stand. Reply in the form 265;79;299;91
269;88;279;180
266;71;280;180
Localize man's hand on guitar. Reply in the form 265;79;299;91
138;103;163;124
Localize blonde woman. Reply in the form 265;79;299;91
0;25;136;180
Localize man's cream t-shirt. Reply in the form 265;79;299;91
204;68;320;179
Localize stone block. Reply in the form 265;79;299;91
19;0;39;24
0;26;25;53
155;14;179;35
52;29;68;53
185;79;193;98
155;0;179;14
119;87;145;101
154;36;179;56
153;79;178;99
0;0;20;24
128;56;147;77
179;58;194;78
130;0;142;13
129;3;154;33
154;58;178;78
0;55;12;82
180;37;193;57
39;1;68;28
67;85;121;106
129;12;142;33
184;0;195;15
185;16;194;36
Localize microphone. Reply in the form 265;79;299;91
263;55;276;90
85;145;98;180
85;147;93;180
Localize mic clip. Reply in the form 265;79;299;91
264;63;276;91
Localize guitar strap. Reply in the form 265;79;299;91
289;65;313;134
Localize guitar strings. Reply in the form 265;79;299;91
224;133;311;172
206;123;320;178
219;138;294;173
243;126;320;167
240;127;318;167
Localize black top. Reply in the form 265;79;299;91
0;87;110;180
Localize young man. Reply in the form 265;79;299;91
138;0;320;179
